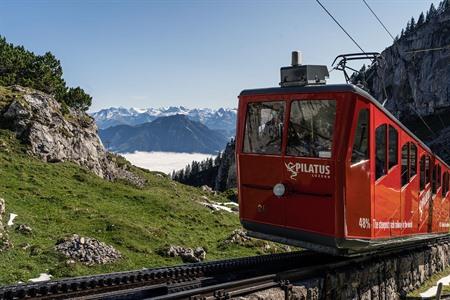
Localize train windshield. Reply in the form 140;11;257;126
287;100;336;158
243;101;285;155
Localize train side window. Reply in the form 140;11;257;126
401;143;409;186
444;172;449;196
351;109;369;164
420;155;427;191
432;164;438;195
388;126;398;169
438;165;442;189
286;100;336;158
243;101;285;155
425;156;430;184
375;124;387;180
410;143;417;178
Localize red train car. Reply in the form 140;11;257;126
236;53;450;256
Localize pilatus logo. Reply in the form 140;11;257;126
285;162;331;180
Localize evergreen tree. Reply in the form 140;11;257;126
426;3;437;22
0;35;92;111
417;12;425;26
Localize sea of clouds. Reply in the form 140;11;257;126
122;151;215;174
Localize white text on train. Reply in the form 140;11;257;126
285;162;331;180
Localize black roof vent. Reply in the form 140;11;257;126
280;51;329;87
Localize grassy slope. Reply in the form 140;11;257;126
0;128;261;285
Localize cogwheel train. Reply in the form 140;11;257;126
236;52;450;256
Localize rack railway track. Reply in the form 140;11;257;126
1;236;449;300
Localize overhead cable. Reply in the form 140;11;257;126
362;0;395;41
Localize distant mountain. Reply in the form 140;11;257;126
99;114;229;154
91;106;237;137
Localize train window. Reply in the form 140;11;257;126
438;165;442;188
375;124;387;180
425;156;430;184
351;109;369;164
420;155;429;191
444;172;449;196
432;164;438;195
401;144;409;186
286;100;336;158
243;101;285;155
410;143;417;178
388;126;398;169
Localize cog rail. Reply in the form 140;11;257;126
1;235;449;300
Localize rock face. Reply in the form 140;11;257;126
361;7;450;162
55;234;121;266
0;86;145;185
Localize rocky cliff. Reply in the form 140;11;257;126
0;85;144;186
362;4;450;162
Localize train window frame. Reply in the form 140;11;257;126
388;125;398;170
242;100;286;155
286;99;337;159
444;171;450;197
401;143;409;187
410;143;417;179
420;155;431;191
375;124;387;180
350;108;369;165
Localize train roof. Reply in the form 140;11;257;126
239;84;449;169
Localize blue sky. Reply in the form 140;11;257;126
0;0;441;112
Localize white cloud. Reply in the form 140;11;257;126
122;151;214;174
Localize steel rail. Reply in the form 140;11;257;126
1;235;449;299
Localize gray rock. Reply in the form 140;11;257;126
55;234;121;266
16;224;32;235
0;86;145;187
164;245;207;263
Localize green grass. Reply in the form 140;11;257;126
0;129;267;285
408;267;450;297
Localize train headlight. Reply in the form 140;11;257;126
273;183;285;197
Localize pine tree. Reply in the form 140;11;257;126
417;12;425;26
426;3;437;22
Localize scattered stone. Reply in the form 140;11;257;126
201;185;214;193
20;243;31;250
55;234;121;266
65;259;76;266
164;245;206;263
223;229;252;245
16;224;33;235
0;198;11;252
0;198;5;216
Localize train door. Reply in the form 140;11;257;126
418;154;432;233
400;142;418;235
238;100;287;227
373;119;401;237
282;98;338;236
431;162;443;232
442;171;450;229
345;102;372;238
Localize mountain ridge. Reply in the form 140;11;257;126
99;114;229;154
91;106;237;137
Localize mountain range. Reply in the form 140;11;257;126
99;114;229;154
91;106;237;137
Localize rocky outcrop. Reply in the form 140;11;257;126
0;86;145;186
361;6;450;162
55;234;121;266
0;197;11;252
